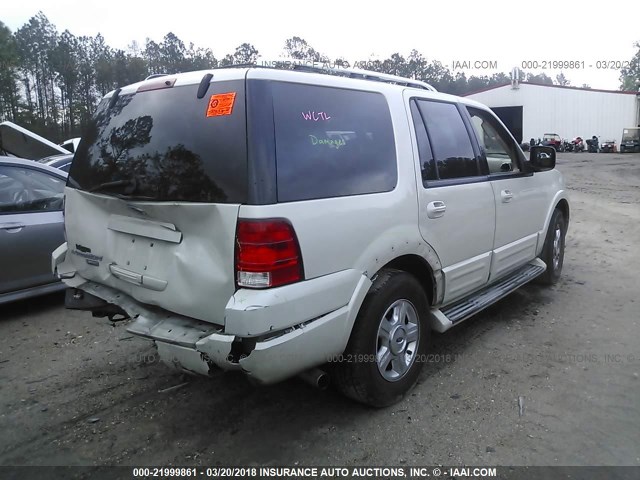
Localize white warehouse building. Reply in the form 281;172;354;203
465;81;640;145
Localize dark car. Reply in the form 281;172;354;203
542;133;562;151
0;157;67;304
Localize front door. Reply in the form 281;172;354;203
464;106;549;280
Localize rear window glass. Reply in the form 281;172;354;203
272;83;397;202
68;80;247;203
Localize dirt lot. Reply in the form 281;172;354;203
1;152;639;469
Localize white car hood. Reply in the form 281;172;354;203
0;121;68;160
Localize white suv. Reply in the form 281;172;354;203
53;66;569;406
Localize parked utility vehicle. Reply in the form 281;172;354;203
620;127;640;153
53;66;569;406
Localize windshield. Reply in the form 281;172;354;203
622;129;640;142
68;80;247;203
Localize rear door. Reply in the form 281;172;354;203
64;74;248;324
408;97;496;305
464;106;549;280
0;164;65;293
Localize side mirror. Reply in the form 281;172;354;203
529;146;556;171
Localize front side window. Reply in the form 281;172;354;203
467;107;522;174
0;166;65;213
415;100;479;180
272;83;397;202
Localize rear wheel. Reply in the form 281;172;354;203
333;269;429;407
538;209;566;285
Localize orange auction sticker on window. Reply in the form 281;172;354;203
206;92;236;117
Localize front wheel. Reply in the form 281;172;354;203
538;209;567;285
333;269;430;407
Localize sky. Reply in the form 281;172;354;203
3;0;639;90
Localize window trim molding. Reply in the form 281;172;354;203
462;105;528;176
424;175;491;188
409;96;485;186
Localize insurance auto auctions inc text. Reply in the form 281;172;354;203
258;466;497;477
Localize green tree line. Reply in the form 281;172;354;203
1;13;638;144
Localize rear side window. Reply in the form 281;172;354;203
68;80;247;203
272;83;397;202
410;101;437;183
414;100;479;180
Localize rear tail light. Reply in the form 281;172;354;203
235;219;304;289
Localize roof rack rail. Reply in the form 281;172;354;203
145;73;169;80
211;59;437;92
291;63;437;92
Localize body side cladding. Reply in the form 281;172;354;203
537;191;570;256
381;253;442;306
366;238;444;306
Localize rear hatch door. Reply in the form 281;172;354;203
64;72;248;324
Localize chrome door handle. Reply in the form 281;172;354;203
501;190;513;203
0;222;26;233
426;201;446;218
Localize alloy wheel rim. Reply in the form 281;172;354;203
553;226;562;269
376;299;419;382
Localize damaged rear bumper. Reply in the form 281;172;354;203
58;269;371;385
127;303;353;384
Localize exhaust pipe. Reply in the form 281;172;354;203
299;368;330;390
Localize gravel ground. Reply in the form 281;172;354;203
1;152;639;470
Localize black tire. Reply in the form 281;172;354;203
333;269;430;407
538;209;566;285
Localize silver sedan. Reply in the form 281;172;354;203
0;156;67;304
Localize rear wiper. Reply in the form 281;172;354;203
109;193;156;201
87;179;156;200
88;179;133;193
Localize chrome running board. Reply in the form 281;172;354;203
430;258;546;333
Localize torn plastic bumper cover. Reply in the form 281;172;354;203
67;279;359;384
127;315;235;377
127;303;350;384
53;241;370;384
